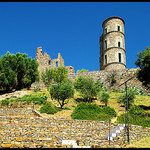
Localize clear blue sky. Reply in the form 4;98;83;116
0;2;150;72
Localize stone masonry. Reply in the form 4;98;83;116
0;108;149;148
35;47;74;74
67;68;150;94
100;16;126;70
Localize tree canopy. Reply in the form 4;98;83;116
76;69;88;73
41;66;68;90
135;47;150;88
74;76;103;102
50;81;74;108
0;52;39;92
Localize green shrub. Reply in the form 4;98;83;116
129;105;145;116
74;76;102;102
21;94;47;105
34;86;41;92
71;102;116;121
118;87;136;108
40;102;57;114
98;91;109;106
106;70;117;87
1;99;9;107
133;86;144;95
116;105;150;127
76;69;88;73
116;113;150;127
112;89;120;93
102;106;117;117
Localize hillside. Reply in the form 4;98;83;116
0;89;150;148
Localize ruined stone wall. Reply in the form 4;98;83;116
67;68;149;94
32;67;149;95
35;47;74;74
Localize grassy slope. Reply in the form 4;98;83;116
9;89;150;147
126;137;150;148
28;89;150;121
36;90;150;148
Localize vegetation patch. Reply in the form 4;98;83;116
40;102;57;114
71;102;116;121
116;105;150;127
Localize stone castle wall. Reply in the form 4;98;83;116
31;68;149;94
67;68;149;94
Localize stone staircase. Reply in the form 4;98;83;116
104;124;125;141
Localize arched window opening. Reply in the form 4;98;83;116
118;53;122;63
49;60;51;65
56;61;58;67
105;55;107;65
104;40;107;50
117;25;120;31
118;41;121;47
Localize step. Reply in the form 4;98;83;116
62;140;91;148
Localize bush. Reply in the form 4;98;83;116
76;69;88;73
40;102;57;114
106;70;117;87
34;86;41;92
133;86;144;95
116;112;150;127
71;102;116;121
116;105;150;127
118;87;136;108
74;76;102;102
98;91;109;106
21;94;47;105
1;99;9;107
129;105;145;116
102;106;117;117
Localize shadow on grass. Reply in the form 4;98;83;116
54;107;71;112
139;105;150;110
75;97;97;103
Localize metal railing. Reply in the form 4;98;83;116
104;110;122;145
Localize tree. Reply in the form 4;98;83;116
117;87;136;108
106;70;117;87
0;52;39;92
52;66;68;84
41;66;68;91
76;69;88;73
135;47;150;88
41;68;54;90
50;81;74;108
98;91;109;106
74;76;102;102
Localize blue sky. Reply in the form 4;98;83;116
0;2;150;72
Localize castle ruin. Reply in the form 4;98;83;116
35;47;74;74
31;17;149;94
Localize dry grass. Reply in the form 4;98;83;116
135;94;150;106
3;88;150;148
24;89;150;120
126;137;150;148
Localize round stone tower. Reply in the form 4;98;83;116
99;16;126;70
